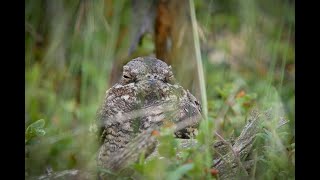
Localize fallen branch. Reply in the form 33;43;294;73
212;110;262;179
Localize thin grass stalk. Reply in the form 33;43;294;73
189;0;208;120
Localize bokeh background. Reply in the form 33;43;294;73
25;0;294;179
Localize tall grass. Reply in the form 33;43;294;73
189;0;208;120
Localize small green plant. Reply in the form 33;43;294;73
25;119;46;144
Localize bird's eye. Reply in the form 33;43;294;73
121;73;134;84
123;75;131;79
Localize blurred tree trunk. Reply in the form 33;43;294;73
109;0;200;99
155;0;199;98
109;0;157;86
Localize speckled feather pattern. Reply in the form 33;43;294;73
96;57;201;166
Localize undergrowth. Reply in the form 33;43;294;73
25;0;294;179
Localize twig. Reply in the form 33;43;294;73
277;117;289;129
215;132;248;176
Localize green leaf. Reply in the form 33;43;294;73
25;119;46;143
29;118;45;129
166;163;194;180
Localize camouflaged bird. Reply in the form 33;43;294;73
96;57;202;169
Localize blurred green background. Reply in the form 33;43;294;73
25;0;294;179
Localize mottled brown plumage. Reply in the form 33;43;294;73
96;57;201;168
